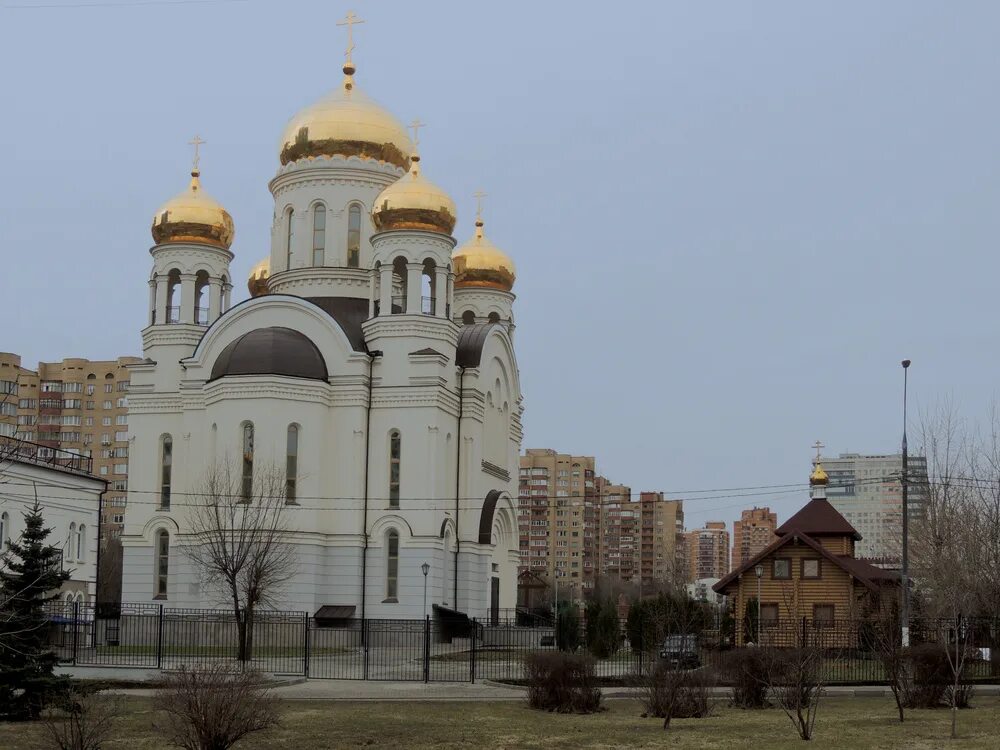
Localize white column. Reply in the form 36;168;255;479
208;278;222;322
379;265;393;316
147;279;157;326
153;274;167;325
223;283;233;312
368;269;377;319
179;273;196;324
406;262;422;315
446;273;454;320
434;267;448;318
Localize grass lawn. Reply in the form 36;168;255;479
2;696;999;749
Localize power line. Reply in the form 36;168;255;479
3;0;248;8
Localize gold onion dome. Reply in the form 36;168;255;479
453;220;516;292
371;155;457;234
279;64;413;168
248;257;270;297
151;169;235;250
810;463;829;486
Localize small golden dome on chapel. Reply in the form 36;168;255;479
151;168;235;250
453;218;516;292
247;257;270;297
371;154;457;234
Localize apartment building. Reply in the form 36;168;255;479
637;491;685;587
820;452;929;561
731;507;778;571
597;478;634;583
0;352;141;541
518;449;599;600
686;521;730;581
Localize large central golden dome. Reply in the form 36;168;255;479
279;65;413;169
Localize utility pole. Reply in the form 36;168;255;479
900;359;911;647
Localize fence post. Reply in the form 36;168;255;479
363;619;369;681
801;616;807;649
303;612;310;678
71;600;79;666
423;615;431;683
470;617;477;683
156;604;164;669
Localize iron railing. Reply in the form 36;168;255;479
41;603;1000;685
0;436;93;474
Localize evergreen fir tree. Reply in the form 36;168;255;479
0;500;70;720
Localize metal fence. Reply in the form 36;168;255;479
43;603;1000;685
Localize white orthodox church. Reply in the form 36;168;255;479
120;42;523;622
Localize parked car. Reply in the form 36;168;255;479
658;634;700;669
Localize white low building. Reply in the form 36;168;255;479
1;441;105;604
120;50;523;621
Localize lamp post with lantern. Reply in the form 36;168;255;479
754;564;764;645
421;562;430;621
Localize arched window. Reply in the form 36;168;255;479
347;204;361;267
462;310;476;325
77;524;86;562
166;269;181;323
421;259;435;315
386;530;399;601
155;530;169;599
312;204;326;266
389;430;401;509
67;523;76;561
488;312;501;324
0;512;7;548
160;435;173;510
286;424;299;503
242;422;254;500
285;208;294;270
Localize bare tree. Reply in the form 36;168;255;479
183;462;296;662
44;688;125;750
156;664;280;750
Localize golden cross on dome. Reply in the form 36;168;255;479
188;135;206;172
337;11;365;64
473;190;488;221
408;118;425;148
812;440;825;461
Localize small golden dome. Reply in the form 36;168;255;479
453;220;516;292
248;257;270;297
371;155;457;234
279;65;413;169
151;170;234;250
810;463;829;486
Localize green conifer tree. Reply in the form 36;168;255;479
0;501;70;720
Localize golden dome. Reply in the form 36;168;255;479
279;65;413;169
810;463;829;486
371;155;457;234
453;220;516;292
151;170;234;250
248;257;270;297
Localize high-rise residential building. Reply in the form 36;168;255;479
0;352;141;541
638;491;685;587
597;478;634;583
518;450;599;600
819;452;929;561
731;507;778;571
686;521;730;581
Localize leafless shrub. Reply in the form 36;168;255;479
764;647;825;741
43;688;125;750
523;651;603;714
156;665;280;750
639;662;715;728
722;648;771;709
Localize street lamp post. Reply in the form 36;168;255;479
421;562;430;621
900;359;911;647
754;564;764;645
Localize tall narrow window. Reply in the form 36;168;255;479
347;204;361;267
312;204;326;266
155;530;169;599
77;524;85;561
242;422;254;500
0;512;8;547
386;530;399;600
389;430;401;508
160;435;173;510
67;523;76;561
285;208;294;270
286;424;299;503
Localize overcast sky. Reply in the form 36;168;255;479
2;0;999;530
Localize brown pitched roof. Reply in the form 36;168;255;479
775;498;861;540
713;530;896;595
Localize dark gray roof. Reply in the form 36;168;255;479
456;323;500;368
210;327;328;382
303;297;370;352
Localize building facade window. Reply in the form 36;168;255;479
312;204;326;266
77;524;85;561
385;530;399;601
155;530;169;599
772;558;791;580
347;204;361;267
67;523;77;561
1;511;8;547
801;558;821;579
286;424;298;503
813;604;835;627
242;422;254;500
160;435;173;510
389;430;401;508
760;603;779;627
285;208;294;269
